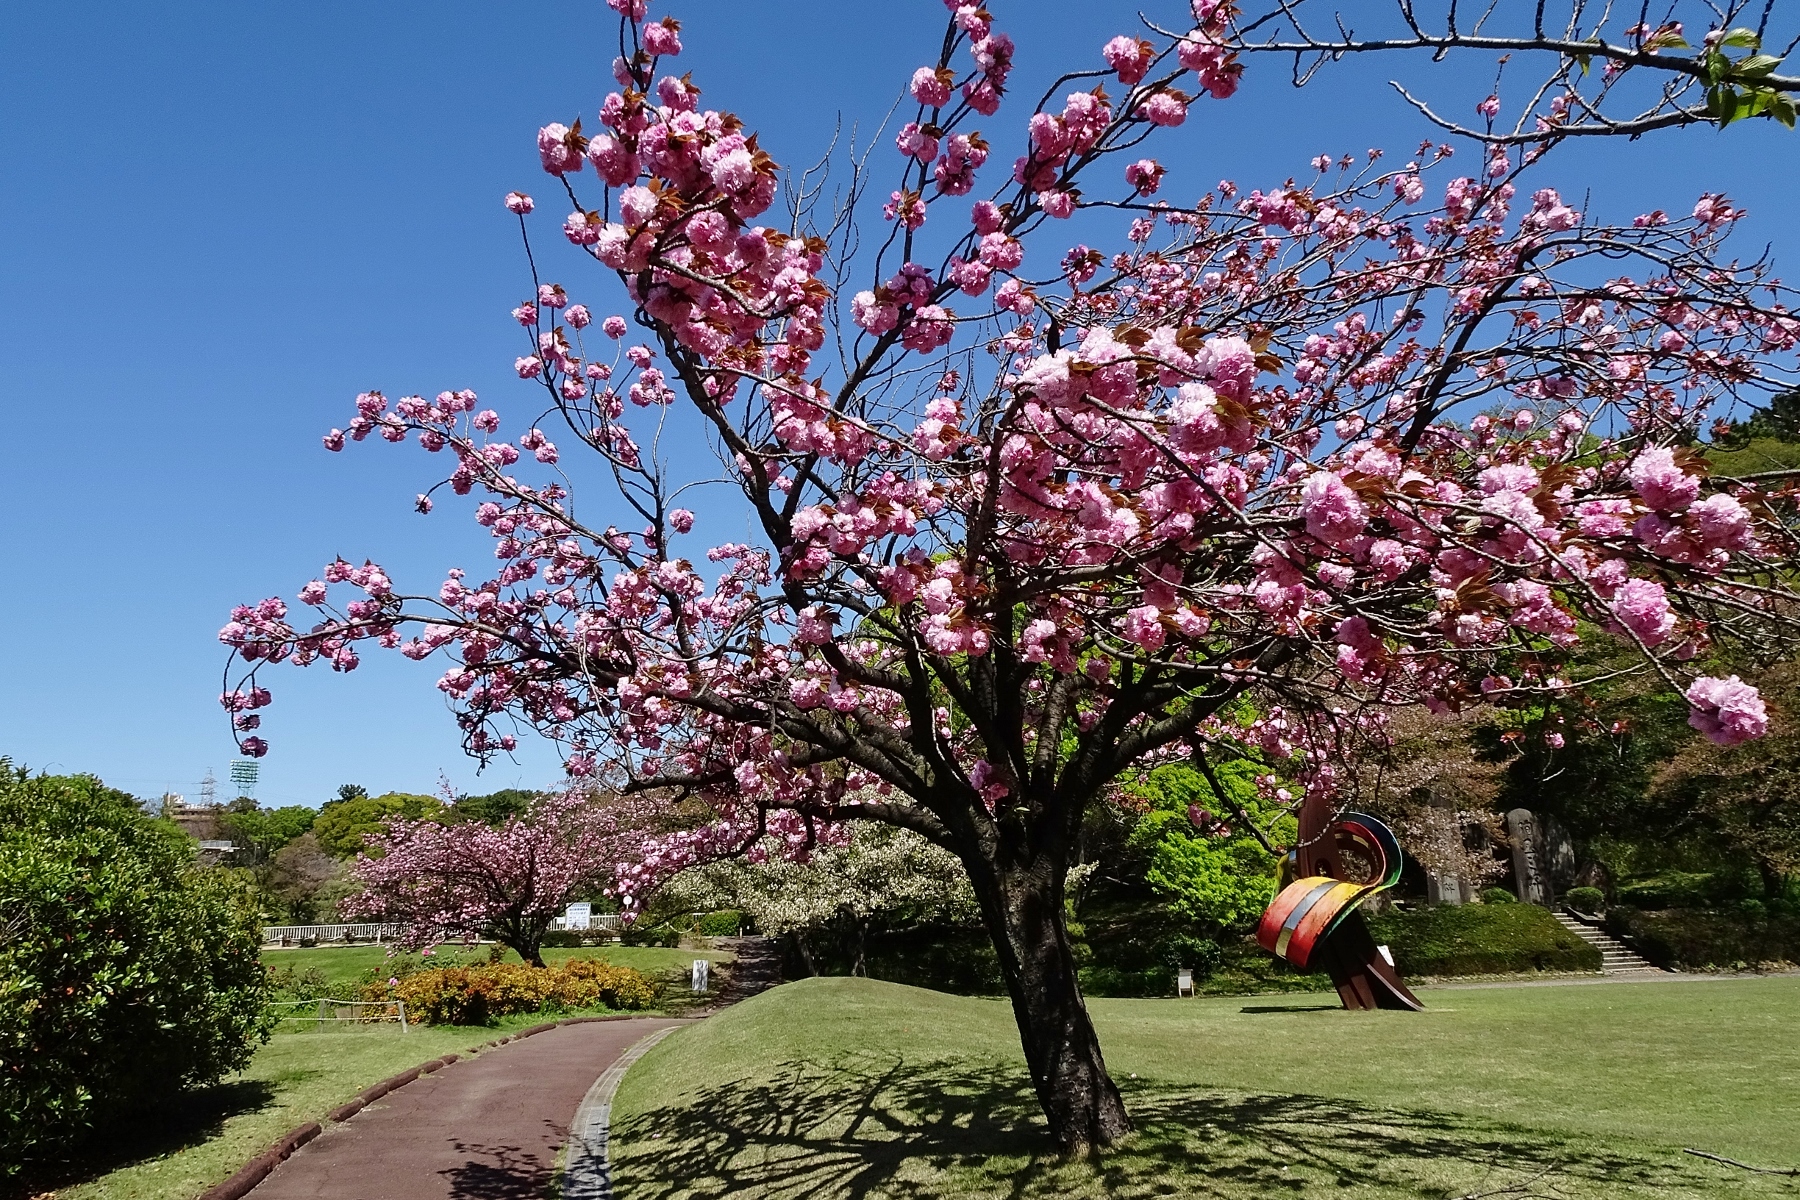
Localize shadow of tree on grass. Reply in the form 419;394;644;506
611;1055;1757;1200
6;1079;279;1200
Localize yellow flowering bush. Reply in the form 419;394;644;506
366;958;658;1025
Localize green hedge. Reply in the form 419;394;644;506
1367;903;1601;977
1605;906;1800;970
852;926;1004;994
695;910;743;937
787;904;1602;996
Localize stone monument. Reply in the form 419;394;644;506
1505;808;1555;906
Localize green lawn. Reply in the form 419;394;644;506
610;975;1800;1200
262;942;733;996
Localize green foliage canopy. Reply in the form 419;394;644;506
0;764;271;1171
221;801;316;862
450;788;537;826
312;791;442;857
1124;761;1291;934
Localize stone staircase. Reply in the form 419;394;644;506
708;935;785;1006
1553;909;1664;974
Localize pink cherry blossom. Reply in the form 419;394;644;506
642;17;681;56
537;124;584;175
1611;577;1676;647
1125;159;1165;195
1300;472;1367;547
910;66;952;108
1628;445;1702;511
344;788;669;964
1688;492;1753;550
1685;675;1769;746
1102;35;1154;84
1141;92;1188;127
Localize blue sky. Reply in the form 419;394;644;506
2;1;1794;808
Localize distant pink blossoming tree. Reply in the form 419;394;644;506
343;789;652;968
224;0;1800;1147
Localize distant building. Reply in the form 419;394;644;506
164;798;225;840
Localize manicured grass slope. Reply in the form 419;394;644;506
611;975;1800;1200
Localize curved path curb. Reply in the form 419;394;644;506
198;1050;473;1200
560;1027;681;1200
209;1015;683;1200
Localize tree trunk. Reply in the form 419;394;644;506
966;848;1131;1152
507;934;546;967
500;917;548;967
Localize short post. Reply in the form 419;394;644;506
1176;967;1195;998
396;1000;408;1032
691;959;710;993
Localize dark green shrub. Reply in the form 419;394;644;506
265;964;331;1001
1481;887;1519;904
541;930;585;948
0;767;272;1172
1366;904;1601;977
1606;905;1800;969
1565;886;1606;914
817;925;1003;994
1156;932;1223;975
620;921;682;947
1614;871;1730;909
695;910;743;937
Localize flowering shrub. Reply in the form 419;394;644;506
367;958;656;1025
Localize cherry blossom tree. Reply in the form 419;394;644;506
223;0;1800;1147
342;789;650;967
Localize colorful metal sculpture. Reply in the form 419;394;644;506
1255;794;1423;1011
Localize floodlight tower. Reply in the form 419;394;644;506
228;759;259;802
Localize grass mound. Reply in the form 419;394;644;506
1367;902;1602;976
611;975;1800;1199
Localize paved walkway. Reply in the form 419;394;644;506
253;1018;686;1200
1424;968;1799;991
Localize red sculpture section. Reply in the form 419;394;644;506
1255;791;1423;1011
